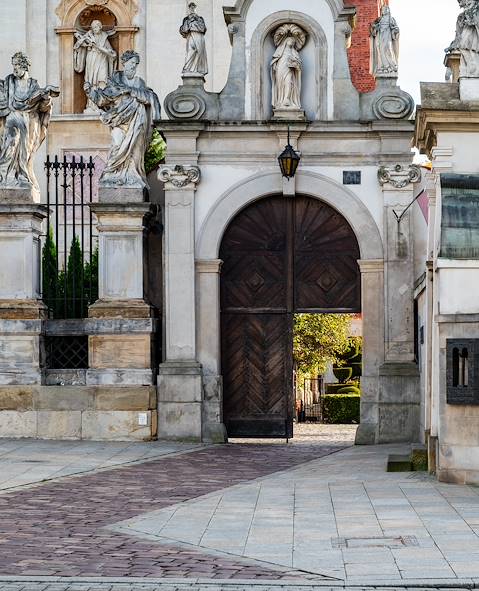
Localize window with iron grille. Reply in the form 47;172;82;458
447;339;479;404
44;336;89;370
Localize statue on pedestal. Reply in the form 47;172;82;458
271;24;306;112
180;2;208;77
74;20;117;112
0;52;59;195
85;50;161;189
446;0;479;78
370;6;400;77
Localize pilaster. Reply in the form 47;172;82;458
376;163;421;443
157;162;203;441
196;259;227;443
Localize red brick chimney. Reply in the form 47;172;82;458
343;0;387;92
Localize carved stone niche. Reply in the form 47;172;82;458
250;11;329;121
55;0;139;115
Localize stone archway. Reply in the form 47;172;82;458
219;194;361;438
196;170;385;444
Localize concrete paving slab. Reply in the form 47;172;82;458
111;443;479;583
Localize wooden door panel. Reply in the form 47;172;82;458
222;313;292;437
294;197;361;311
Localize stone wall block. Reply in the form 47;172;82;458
0;386;34;410
37;410;82;439
93;387;154;411
34;387;94;411
157;402;202;442
0;411;37;438
89;335;151;369
81;410;154;441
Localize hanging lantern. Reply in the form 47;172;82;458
278;127;301;180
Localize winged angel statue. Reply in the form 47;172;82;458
0;52;59;195
271;24;307;111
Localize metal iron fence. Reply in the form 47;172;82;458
43;155;98;320
296;377;324;422
42;155;99;371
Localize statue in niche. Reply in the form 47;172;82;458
0;52;59;194
271;24;306;111
370;6;400;77
446;0;479;77
74;19;116;112
84;50;161;189
180;2;208;76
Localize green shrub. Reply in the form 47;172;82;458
322;394;360;424
338;386;360;395
325;383;345;394
333;366;352;383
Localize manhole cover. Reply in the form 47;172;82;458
331;535;418;549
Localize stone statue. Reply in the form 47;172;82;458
85;50;161;190
74;19;116;112
446;0;479;77
370;6;400;77
180;2;208;76
0;52;59;195
271;24;306;111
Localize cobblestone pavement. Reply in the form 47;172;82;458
0;430;352;580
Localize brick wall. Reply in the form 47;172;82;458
344;0;388;93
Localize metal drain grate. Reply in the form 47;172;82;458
332;535;419;549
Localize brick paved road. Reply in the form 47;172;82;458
0;442;347;580
0;581;473;591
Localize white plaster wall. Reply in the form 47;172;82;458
195;164;385;245
145;0;231;108
0;1;27;69
244;0;335;119
437;132;479;174
437;264;479;315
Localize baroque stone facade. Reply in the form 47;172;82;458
6;0;476;489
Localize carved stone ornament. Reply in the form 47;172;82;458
378;164;421;188
158;165;201;188
85;0;108;4
164;92;206;120
372;91;414;119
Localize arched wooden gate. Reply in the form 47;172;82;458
220;195;361;438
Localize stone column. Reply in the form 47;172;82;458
0;203;47;386
377;163;421;443
355;259;385;445
157;164;203;441
196;259;227;443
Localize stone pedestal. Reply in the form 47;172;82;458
157;162;203;442
0;204;48;386
459;77;479;101
273;108;306;121
88;201;156;389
